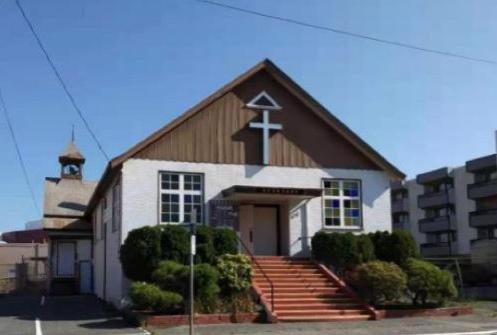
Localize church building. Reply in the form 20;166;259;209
44;59;404;306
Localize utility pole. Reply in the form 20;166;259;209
189;208;197;335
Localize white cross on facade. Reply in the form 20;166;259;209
249;110;282;165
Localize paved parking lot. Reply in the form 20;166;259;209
0;294;147;335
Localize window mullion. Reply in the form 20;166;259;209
179;174;184;223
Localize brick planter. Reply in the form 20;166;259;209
378;306;474;319
143;312;263;328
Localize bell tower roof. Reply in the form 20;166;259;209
58;141;85;164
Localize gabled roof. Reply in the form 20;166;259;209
59;141;85;163
87;59;404;214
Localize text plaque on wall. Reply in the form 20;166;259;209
209;200;239;230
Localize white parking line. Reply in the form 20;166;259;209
414;330;497;335
35;318;43;335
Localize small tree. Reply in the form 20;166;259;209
216;254;253;312
352;261;407;305
120;226;161;281
405;258;457;306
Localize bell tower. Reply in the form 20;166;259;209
58;130;85;180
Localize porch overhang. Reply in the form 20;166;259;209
222;185;322;202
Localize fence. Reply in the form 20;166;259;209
0;257;48;294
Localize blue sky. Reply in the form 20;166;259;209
0;0;496;232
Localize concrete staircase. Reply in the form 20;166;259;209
252;256;376;322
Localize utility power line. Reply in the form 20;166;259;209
193;0;497;66
0;87;41;216
15;0;110;161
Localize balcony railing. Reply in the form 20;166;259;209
418;215;456;233
418;189;454;209
466;154;497;173
392;221;408;231
469;208;497;228
467;179;497;199
392;198;409;213
420;242;453;257
416;167;451;185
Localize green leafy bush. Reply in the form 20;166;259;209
160;225;189;264
120;226;161;281
216;254;253;312
387;231;419;267
368;231;418;267
129;282;163;310
356;234;375;263
212;228;238;256
151;260;220;312
369;231;390;261
152;260;188;293
196;226;216;264
311;232;359;272
194;263;220;312
154;290;183;314
405;258;457;305
351;261;407;305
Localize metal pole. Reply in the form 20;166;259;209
189;209;197;335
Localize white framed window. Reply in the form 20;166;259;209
322;179;362;228
160;172;203;224
112;182;121;232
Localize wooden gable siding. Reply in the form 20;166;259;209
134;70;380;170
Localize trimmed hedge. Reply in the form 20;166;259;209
369;231;419;267
216;254;253;312
160;225;189;264
129;282;183;314
351;261;407;305
120;226;161;281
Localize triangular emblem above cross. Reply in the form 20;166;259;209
247;91;283;165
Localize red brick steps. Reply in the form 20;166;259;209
252;256;376;322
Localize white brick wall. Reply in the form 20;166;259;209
94;158;393;307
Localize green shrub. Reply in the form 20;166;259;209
352;261;407;305
369;231;418;267
129;282;163;310
387;231;419;267
160;225;189;264
120;226;162;281
194;263;220;312
212;228;238;256
311;232;359;272
405;258;457;305
196;226;216;264
356;234;375;263
151;260;220;312
154;290;183;314
216;254;253;312
152;260;188;293
369;231;390;262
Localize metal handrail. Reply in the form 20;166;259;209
234;234;275;312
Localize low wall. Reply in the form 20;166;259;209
142;312;263;328
378;306;473;319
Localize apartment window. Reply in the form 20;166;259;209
477;228;496;240
112;182;121;232
323;179;362;228
160;172;203;224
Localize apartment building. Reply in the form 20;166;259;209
392;153;497;258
